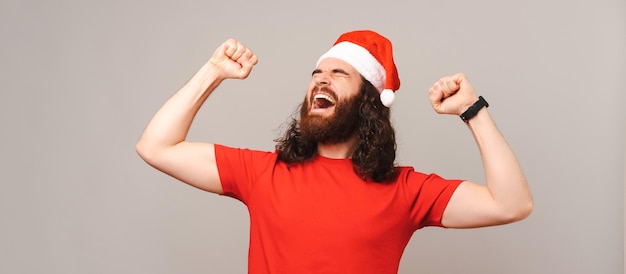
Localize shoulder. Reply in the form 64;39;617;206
215;144;278;158
393;165;461;188
214;144;281;171
394;166;428;181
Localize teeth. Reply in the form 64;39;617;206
314;93;334;103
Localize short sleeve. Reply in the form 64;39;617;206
214;144;278;204
400;168;463;230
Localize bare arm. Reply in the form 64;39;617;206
136;39;258;194
428;73;533;228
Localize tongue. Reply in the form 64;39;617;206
315;98;334;109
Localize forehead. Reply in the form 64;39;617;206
316;58;359;74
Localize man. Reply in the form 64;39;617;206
136;30;533;273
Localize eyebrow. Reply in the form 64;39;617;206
311;68;350;76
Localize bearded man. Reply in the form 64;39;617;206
136;30;533;274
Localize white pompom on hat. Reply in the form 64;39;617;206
316;30;400;107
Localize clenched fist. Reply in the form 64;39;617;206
209;39;258;80
428;73;479;116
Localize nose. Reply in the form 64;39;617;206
313;73;329;86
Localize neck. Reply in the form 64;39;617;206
316;135;358;159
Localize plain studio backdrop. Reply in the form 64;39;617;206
1;1;624;273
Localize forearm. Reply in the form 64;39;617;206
466;108;533;220
137;62;222;158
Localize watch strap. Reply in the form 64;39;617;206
460;96;489;123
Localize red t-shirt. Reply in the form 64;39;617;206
215;144;462;274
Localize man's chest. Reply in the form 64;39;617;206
246;167;412;244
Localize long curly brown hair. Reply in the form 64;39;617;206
275;77;398;183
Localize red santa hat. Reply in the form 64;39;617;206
317;30;400;107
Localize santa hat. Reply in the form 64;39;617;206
316;30;400;107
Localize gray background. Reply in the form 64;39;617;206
1;0;624;273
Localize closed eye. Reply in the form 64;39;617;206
331;68;349;76
311;68;350;77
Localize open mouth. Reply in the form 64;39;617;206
312;93;336;110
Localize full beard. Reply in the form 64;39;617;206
299;88;361;144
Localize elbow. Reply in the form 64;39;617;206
505;200;534;224
135;139;156;163
516;200;534;221
136;139;172;168
135;140;147;159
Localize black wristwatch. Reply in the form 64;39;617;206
460;96;489;123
